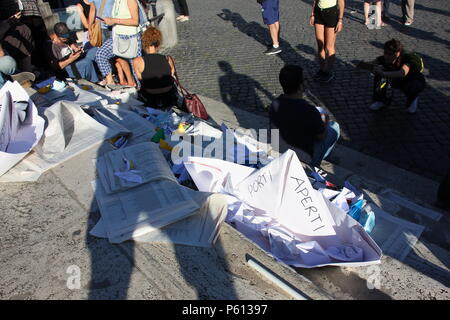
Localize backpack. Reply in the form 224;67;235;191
406;52;424;73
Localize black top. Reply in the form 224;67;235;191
376;52;423;81
78;0;90;31
269;95;325;156
140;53;174;95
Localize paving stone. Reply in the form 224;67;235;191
166;0;450;182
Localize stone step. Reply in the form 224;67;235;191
37;0;53;19
202;94;449;300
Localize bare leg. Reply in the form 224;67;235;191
115;60;126;85
376;1;384;26
117;58;136;87
324;27;337;73
364;1;370;24
105;73;115;85
314;23;327;72
268;21;280;46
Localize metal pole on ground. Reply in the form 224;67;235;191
246;255;310;300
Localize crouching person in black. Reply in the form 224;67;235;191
270;65;340;168
368;38;426;114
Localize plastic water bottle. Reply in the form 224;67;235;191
359;209;376;234
368;4;378;30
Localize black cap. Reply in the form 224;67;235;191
54;22;71;39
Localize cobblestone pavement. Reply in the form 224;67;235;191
166;0;450;182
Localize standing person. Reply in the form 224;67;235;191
363;0;385;29
19;0;49;53
269;65;340;168
310;0;345;82
76;0;94;45
401;0;415;25
436;168;450;211
95;0;142;86
257;0;281;55
175;0;189;22
382;0;390;22
367;39;426;113
89;0;114;41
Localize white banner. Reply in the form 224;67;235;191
236;149;336;237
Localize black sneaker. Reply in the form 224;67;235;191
264;46;282;55
314;70;327;80
319;72;334;83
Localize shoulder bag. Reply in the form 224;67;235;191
174;78;208;120
170;55;208;120
89;0;107;47
112;0;149;59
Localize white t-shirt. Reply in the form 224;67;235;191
317;0;338;9
51;42;73;61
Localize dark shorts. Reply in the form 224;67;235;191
314;5;339;28
261;0;279;25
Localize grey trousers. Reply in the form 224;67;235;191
402;0;415;22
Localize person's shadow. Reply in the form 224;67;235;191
216;9;324;107
83;97;239;299
218;61;274;111
216;7;450;293
217;8;300;63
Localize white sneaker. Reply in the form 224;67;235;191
178;16;189;22
407;97;418;113
369;101;386;111
10;72;35;88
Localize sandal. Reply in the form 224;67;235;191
365;21;375;30
96;79;107;87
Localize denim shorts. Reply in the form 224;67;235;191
261;0;279;25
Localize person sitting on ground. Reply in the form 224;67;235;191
95;0;142;87
88;0;129;86
366;38;426;114
269;64;340;168
49;22;99;83
0;4;36;75
0;43;16;88
133;26;178;109
0;42;36;88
